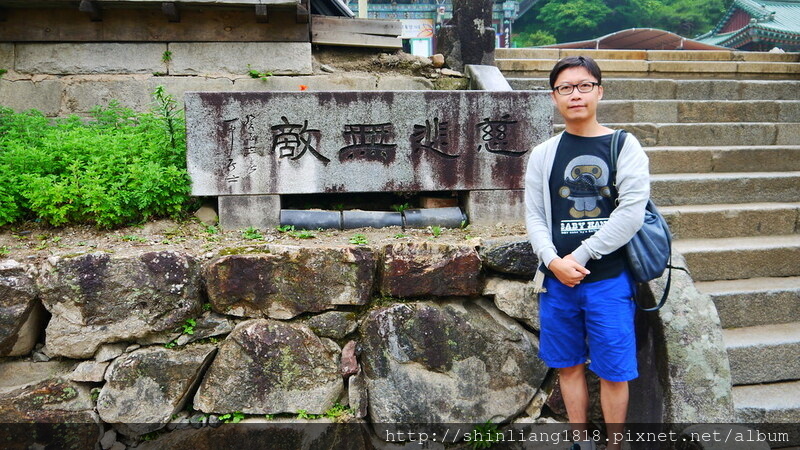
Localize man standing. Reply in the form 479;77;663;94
524;56;650;450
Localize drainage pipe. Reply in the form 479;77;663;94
403;207;467;228
279;207;468;230
280;210;342;230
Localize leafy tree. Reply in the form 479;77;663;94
537;0;613;42
513;29;558;47
658;0;728;37
513;0;729;45
598;0;668;34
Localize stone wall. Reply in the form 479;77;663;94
0;239;736;448
0;42;443;117
0;241;546;448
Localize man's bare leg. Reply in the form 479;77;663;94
600;378;628;450
560;364;589;440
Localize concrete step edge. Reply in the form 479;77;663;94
733;380;800;410
646;146;800;151
661;202;800;214
723;322;800;349
662;203;800;240
603;122;800;126
705;276;800;330
597;99;800;105
495;49;800;62
652;172;800;181
674;234;800;252
695;276;800;296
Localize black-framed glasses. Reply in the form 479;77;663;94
553;82;600;96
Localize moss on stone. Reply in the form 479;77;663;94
218;246;271;256
434;77;469;90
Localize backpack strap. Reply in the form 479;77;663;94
609;129;624;189
608;129;684;311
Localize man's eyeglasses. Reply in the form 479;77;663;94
553;82;600;96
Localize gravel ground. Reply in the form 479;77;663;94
0;217;528;263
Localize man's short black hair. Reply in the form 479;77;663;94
549;56;602;89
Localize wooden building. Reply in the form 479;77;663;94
696;0;800;52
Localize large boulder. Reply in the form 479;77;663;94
0;377;96;422
37;251;203;358
649;252;735;423
204;245;375;320
193;319;342;415
0;260;44;356
360;299;547;430
305;311;359;340
479;238;538;278
0;360;77;394
379;242;482;298
97;343;217;436
483;276;539;331
0;374;101;448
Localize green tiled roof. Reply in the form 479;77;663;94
697;30;739;46
697;0;800;47
750;0;800;35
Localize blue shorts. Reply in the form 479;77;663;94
538;269;638;382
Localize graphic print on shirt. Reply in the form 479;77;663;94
558;154;612;232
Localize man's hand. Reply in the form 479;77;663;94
548;254;590;288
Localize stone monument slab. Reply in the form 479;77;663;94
186;90;551;197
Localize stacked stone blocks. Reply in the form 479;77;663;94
0;241;557;447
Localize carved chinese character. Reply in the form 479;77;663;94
410;118;457;158
476;114;526;156
339;123;397;163
222;118;238;158
242;114;258;156
271;116;329;164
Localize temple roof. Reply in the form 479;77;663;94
696;0;800;49
542;28;726;50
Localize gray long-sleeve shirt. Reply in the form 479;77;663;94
524;131;650;271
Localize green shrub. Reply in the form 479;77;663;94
0;87;191;228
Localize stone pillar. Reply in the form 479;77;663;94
218;195;281;231
435;0;495;72
464;190;524;226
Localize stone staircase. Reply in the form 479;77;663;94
499;48;800;433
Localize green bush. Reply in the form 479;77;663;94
0;87;192;228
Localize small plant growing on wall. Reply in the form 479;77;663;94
241;227;263;240
218;411;245;423
349;234;368;245
391;202;411;213
247;64;272;82
153;85;182;151
291;229;316;239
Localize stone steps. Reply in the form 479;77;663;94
569;100;800;125
554;122;800;146
496;48;800;63
647;146;800;174
650;172;800;206
696;277;800;329
660;202;800;240
733;380;800;423
673;235;800;281
498;58;800;79
507;78;800;101
504;54;800;423
723;322;800;385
